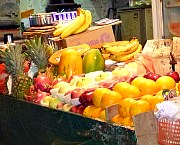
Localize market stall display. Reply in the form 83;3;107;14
1;5;180;145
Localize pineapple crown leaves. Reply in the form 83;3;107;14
25;35;52;72
4;45;26;77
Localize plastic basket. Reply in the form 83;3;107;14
157;118;180;145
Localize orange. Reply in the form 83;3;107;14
121;117;134;127
101;90;123;109
151;95;164;110
156;76;176;90
92;88;111;108
131;76;147;88
118;98;136;117
91;107;103;118
113;82;141;99
83;105;97;118
111;115;124;124
129;100;151;117
99;110;106;121
138;79;160;96
140;94;154;109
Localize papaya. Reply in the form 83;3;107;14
58;49;83;80
83;49;105;73
49;44;90;65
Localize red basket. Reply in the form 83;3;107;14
158;118;180;145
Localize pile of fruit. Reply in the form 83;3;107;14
0;35;180;129
53;8;92;39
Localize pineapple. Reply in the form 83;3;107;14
25;35;52;73
4;45;32;99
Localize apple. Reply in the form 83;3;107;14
76;77;92;87
143;72;154;79
143;72;161;81
40;96;52;107
63;104;73;111
49;98;62;109
79;91;94;107
71;88;86;99
56;101;65;109
77;105;86;114
150;73;161;81
70;105;80;113
167;71;180;83
95;72;112;82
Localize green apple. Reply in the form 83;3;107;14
76;77;92;87
63;104;73;111
40;96;53;107
58;84;75;94
49;97;62;109
95;72;112;82
53;81;69;89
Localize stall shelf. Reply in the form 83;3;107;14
0;94;136;145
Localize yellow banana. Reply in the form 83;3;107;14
110;44;142;62
73;10;92;34
104;38;139;55
103;41;129;47
55;23;64;29
60;10;85;39
53;23;72;37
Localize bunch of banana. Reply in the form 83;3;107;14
53;8;92;39
100;37;142;62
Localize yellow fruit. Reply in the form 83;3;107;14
92;88;111;108
138;79;160;96
91;107;103;118
141;94;154;110
111;115;124;124
156;76;176;90
99;110;106;121
101;91;123;109
131;77;147;88
53;23;71;36
113;82;141;99
118;98;136;117
61;10;85;38
83;105;97;118
121;117;134;127
151;95;164;110
129;100;151;117
112;67;131;78
74;10;92;34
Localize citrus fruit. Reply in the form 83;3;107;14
99;110;106;121
129;100;151;117
121;117;134;127
156;76;176;90
151;95;164;110
101;90;123;109
113;82;141;99
91;107;103;118
138;79;160;96
111;115;124;124
83;105;97;118
92;88;111;108
118;98;136;117
131;76;147;88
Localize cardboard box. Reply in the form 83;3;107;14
55;25;115;48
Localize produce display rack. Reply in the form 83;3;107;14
0;94;136;145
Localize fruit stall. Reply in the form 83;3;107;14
1;7;180;145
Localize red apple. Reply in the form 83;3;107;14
143;72;154;79
79;90;94;107
70;105;80;113
76;105;86;114
167;71;180;83
71;88;86;99
56;102;65;109
150;73;161;81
